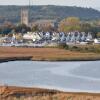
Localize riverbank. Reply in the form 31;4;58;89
0;47;100;62
0;47;100;99
0;86;100;100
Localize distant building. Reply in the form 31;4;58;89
33;20;55;27
31;19;57;31
21;9;29;26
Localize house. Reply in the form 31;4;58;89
23;32;42;42
94;38;100;44
52;32;60;41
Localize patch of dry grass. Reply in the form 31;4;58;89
1;86;100;100
0;47;99;61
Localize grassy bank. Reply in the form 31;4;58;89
0;47;100;61
58;44;100;53
0;86;100;100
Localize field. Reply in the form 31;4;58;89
0;47;100;61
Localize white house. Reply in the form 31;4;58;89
23;32;41;42
52;32;60;41
94;38;100;44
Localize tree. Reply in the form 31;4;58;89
97;32;100;38
0;21;15;34
58;17;81;32
80;23;92;32
15;24;31;33
79;22;100;38
64;17;80;25
31;25;39;32
0;28;2;34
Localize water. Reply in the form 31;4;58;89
0;61;100;93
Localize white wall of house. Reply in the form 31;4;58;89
23;32;41;42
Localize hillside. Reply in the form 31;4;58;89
0;5;100;23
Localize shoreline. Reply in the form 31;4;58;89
0;54;100;62
0;56;32;63
0;56;100;63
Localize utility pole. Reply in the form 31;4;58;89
29;0;31;23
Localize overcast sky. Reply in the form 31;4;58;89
0;0;100;10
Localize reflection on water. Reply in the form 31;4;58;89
0;61;100;92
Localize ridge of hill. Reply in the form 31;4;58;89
0;5;100;23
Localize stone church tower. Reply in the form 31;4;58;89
21;9;29;26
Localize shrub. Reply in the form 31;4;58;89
69;46;81;51
58;43;69;49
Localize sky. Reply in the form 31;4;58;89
0;0;100;10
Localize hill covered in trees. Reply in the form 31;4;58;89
0;5;100;23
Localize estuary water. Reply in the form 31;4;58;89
0;61;100;93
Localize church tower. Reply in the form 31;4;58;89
21;8;29;26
